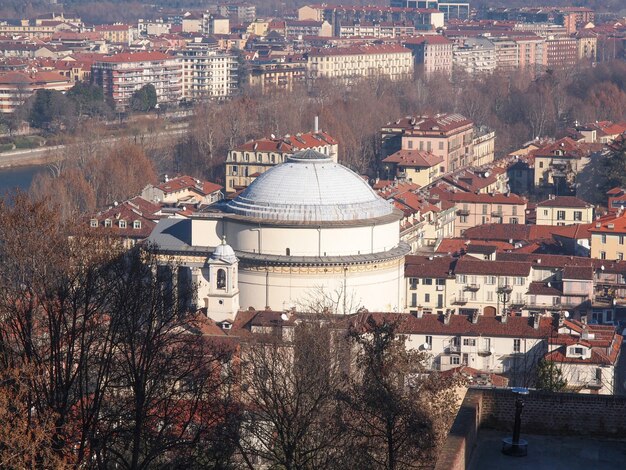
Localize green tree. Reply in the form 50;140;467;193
129;84;157;113
535;359;567;392
66;82;111;118
28;89;77;131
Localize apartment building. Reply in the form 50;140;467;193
141;175;223;207
382;150;444;187
492;38;519;70
248;55;307;93
448;192;527;236
285;19;332;37
453;37;497;74
403;35;453;76
590;212;626;261
338;21;415;38
472;127;496;166
91;51;182;111
225;130;338;191
389;1;470;20
381;113;475;173
94;24;134;45
533;137;598;192
306;44;413;83
535;196;594;226
514;35;547;73
177;37;238;100
0;71;72;113
545;36;578;69
202;14;230;35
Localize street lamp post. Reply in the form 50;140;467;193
497;286;512;322
502;387;529;457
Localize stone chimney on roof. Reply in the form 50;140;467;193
471;311;479;324
443;309;451;325
500;310;508;324
532;313;540;329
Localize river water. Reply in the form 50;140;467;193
0;165;45;196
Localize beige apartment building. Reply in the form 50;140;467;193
589;213;626;261
449;192;527;236
94;24;134;44
306;44;413;83
533;137;594;189
382;150;444;187
382;114;474;173
536;196;594;226
225;131;338;192
0;71;72;113
403;35;453;77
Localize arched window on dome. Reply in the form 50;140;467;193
217;269;226;289
286;248;291;256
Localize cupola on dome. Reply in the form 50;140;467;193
224;150;394;223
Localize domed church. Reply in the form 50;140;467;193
147;150;410;321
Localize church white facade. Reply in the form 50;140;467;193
147;150;410;321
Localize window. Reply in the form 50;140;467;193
482;204;488;215
463;338;476;346
90;219;98;228
425;293;430;303
601;251;606;260
104;219;112;228
543;210;548;216
557;210;566;220
487;291;494;301
513;339;521;352
460;215;468;223
510;217;519;224
436;278;445;286
286;248;290;256
410;278;418;289
515;277;524;286
426;335;432;347
552;296;560;305
619;253;624;261
470;291;477;301
217;269;226;289
620;235;625;245
457;275;467;284
423;278;433;285
451;356;460;365
438;141;444;150
411;293;417;307
133;220;141;229
119;220;127;229
573;347;584;356
574;211;582;221
486;276;496;285
601;234;607;244
539;161;544;168
408;140;413;149
512;206;517;216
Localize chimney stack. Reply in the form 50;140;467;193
443;309;451;324
532;313;540;329
314;115;319;133
471;311;479;324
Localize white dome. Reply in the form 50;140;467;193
212;237;237;263
225;150;394;223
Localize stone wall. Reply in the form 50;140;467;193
434;387;626;470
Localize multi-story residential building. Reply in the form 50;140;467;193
381;113;475;173
448;192;527;236
248;55;307;93
382;150;444;187
389;1;470;20
217;2;257;23
535;196;594;226
514;35;547;73
0;70;72;113
286;19;332;37
225;130;338;192
442;166;509;195
403;35;453;76
471;127;496;166
202;13;230;35
338;21;415;38
453;37;497;74
306;44;413;83
492;37;519;70
545;36;578;69
405;255;456;312
576;30;597;61
533;137;602;195
546;319;620;395
94;24;134;45
177;37;238;100
298;5;444;36
91;51;182;111
590;212;626;261
0;18;77;38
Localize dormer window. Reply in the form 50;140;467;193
133;220;141;229
90;219;98;228
104;219;112;228
119;220;127;229
573;347;584;355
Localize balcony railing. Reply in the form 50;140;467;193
453;297;468;305
464;284;480;292
456;208;470;216
447;344;461;353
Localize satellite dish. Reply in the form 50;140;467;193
601;265;605;271
547;282;551;287
422;342;431;350
280;313;289;321
563;311;570;318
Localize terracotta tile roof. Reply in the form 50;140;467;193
563;265;594;281
436;238;514;254
384;113;473;133
455;257;531;277
536;196;593;208
382;149;443;168
235;131;337;153
405;255;456;278
446;191;526;205
441;365;509;388
350;312;553;339
527;281;562;296
94;24;131;32
0;70;70;85
588;212;626;234
155;175;221;196
403;35;452;45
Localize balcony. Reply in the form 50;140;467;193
587;379;602;390
491;211;503;218
464;284;480;292
478;347;493;357
447;344;461;353
453;297;468;305
456;208;470;216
